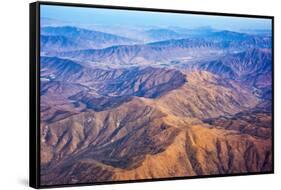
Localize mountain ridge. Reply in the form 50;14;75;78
41;26;137;51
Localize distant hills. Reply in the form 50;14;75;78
198;48;272;99
144;28;185;41
41;26;271;54
47;36;270;68
41;26;137;51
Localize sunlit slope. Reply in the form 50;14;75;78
40;71;271;185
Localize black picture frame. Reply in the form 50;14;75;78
29;1;274;188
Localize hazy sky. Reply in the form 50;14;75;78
41;5;272;31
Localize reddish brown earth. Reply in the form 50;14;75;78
40;70;272;185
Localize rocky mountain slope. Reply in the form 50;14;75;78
40;70;272;185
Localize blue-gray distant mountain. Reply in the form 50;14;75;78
144;28;185;41
52;40;224;66
51;32;270;66
198;48;271;80
41;35;79;53
203;30;272;48
170;26;216;37
41;26;137;51
208;30;251;41
198;48;272;99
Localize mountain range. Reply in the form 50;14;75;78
41;26;137;52
40;70;271;185
39;23;273;185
